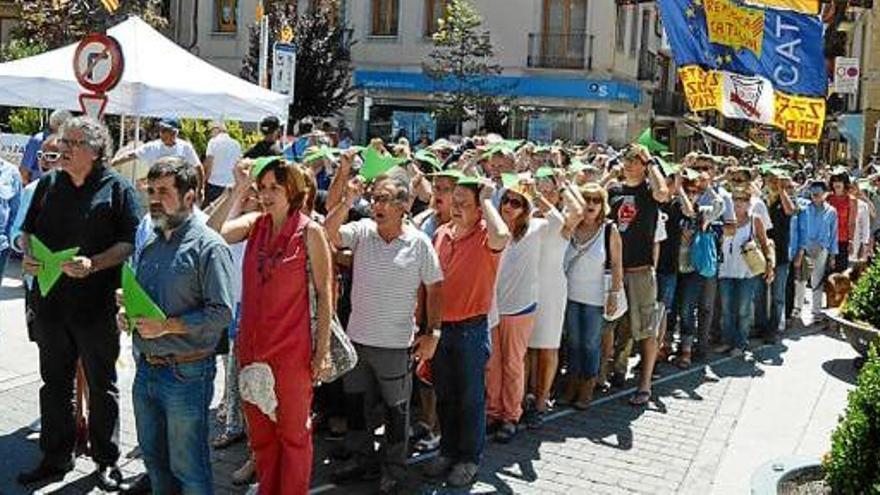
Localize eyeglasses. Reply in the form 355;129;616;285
60;138;87;149
369;194;397;205
584;196;603;205
733;197;750;203
434;185;455;194
501;196;525;209
37;151;60;162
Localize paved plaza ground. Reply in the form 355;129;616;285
0;259;860;494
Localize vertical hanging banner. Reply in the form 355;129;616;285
659;0;828;144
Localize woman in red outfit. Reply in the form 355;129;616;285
210;157;333;495
827;171;857;273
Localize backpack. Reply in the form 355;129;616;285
690;228;718;278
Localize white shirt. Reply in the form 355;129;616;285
750;197;773;231
851;199;871;262
718;220;755;279
206;132;242;187
496;218;545;315
565;225;606;306
136;139;201;168
340;219;444;348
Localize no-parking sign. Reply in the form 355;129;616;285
833;57;860;94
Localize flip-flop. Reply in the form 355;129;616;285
629;390;651;407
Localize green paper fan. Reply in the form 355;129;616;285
122;263;166;333
30;235;79;297
250;156;284;178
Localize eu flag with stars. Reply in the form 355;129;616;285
657;0;826;97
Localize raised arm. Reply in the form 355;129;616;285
479;181;510;251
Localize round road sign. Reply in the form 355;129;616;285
73;33;125;93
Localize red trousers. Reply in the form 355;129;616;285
243;362;313;495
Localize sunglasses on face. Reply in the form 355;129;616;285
501;196;525;209
369;194;398;205
37;151;60;162
584;196;603;205
733;197;750;203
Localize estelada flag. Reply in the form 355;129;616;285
100;0;119;13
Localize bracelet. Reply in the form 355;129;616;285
431;329;442;338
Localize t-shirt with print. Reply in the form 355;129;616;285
608;180;660;269
339;219;444;349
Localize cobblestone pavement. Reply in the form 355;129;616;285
0;261;858;494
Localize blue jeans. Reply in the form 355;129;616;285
719;277;758;350
434;316;491;464
677;272;703;351
769;263;790;336
0;247;9;282
657;272;678;345
564;301;604;377
133;356;216;495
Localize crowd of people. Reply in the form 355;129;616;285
1;110;879;495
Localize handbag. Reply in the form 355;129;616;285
599;221;627;321
305;226;358;384
740;217;767;276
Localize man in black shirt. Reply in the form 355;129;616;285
607;144;669;406
243;116;283;159
18;117;141;490
760;170;796;343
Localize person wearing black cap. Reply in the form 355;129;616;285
243;116;283;159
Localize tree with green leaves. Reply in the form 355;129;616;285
11;0;169;50
422;0;508;134
241;1;353;125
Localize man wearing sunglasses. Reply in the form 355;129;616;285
11;137;63;256
18;117;141;491
325;154;444;494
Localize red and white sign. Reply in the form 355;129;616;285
73;33;125;93
833;57;860;94
719;71;775;125
79;93;109;120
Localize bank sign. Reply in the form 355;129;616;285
353;70;643;105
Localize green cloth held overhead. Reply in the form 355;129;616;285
430;169;464;180
535;167;555;179
358;147;408;182
656;156;679;176
30;235;79;297
250;156;284;179
303;146;340;164
481;139;523;158
121;263;166;333
637;128;669;153
414;149;442;171
456;174;485;186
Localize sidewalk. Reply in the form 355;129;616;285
0;260;859;494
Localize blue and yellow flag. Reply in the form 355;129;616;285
658;0;826;97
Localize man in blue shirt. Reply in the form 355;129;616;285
793;180;838;321
0;155;23;281
119;157;234;494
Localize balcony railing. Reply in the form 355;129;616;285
527;32;593;70
638;49;658;81
652;90;687;116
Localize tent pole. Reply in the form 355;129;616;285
119;115;126;147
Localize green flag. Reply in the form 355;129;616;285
30;235;79;297
481;139;523;159
535;167;555;179
122;263;166;332
637;128;669;153
358;147;407;182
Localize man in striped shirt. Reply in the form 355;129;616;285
325;156;444;494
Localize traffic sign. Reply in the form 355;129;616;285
833;57;859;94
73;33;125;93
79;93;109;120
272;43;297;102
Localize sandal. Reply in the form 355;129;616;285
212;431;245;450
629;390;651;407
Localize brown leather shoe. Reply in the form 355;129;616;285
573;377;596;410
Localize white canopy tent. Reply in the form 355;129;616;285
0;16;288;123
